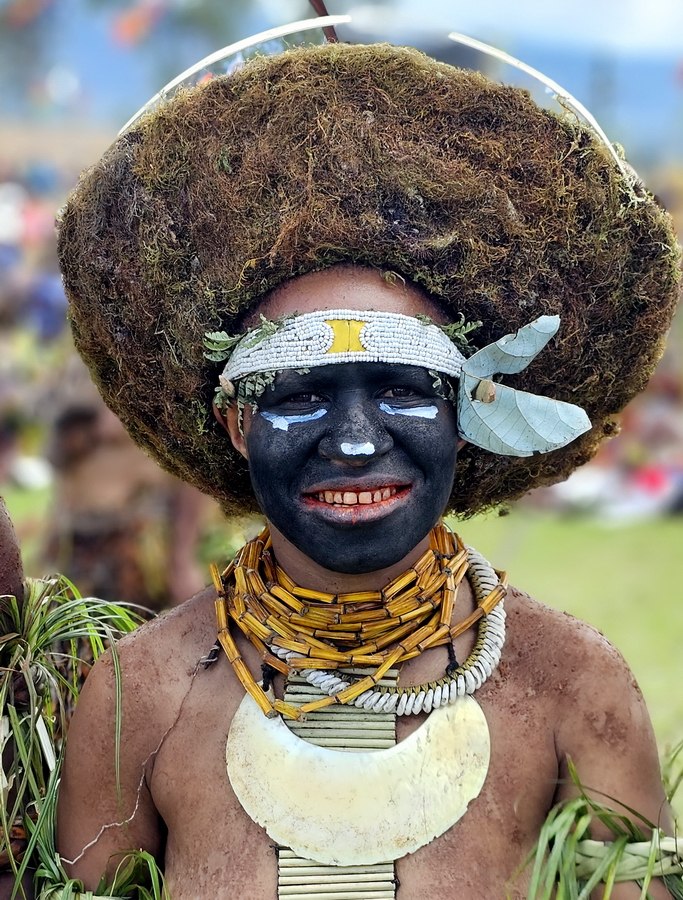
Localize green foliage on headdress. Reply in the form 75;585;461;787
203;330;242;363
415;313;482;353
204;315;285;364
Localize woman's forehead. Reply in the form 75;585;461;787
244;266;448;326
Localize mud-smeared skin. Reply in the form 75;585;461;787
0;497;23;602
57;580;670;899
245;363;457;573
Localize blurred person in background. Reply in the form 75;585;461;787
41;352;214;611
0;157;218;611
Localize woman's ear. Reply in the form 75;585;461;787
213;403;249;460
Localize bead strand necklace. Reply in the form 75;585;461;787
293;545;506;715
212;522;507;720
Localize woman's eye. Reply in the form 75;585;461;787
379;386;422;400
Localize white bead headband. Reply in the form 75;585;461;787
221;309;467;383
206;310;592;458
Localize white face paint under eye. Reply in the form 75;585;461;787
340;442;376;456
260;409;328;432
379;403;439;419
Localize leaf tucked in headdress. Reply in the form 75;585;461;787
203;331;242;362
414;313;481;352
440;315;482;350
241;315;288;350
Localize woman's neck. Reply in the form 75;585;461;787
267;521;433;594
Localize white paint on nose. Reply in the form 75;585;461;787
260;409;327;432
340;441;376;456
379;403;439;419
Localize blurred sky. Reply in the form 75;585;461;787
0;0;682;172
362;0;683;52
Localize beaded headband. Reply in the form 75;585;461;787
214;309;467;383
206;309;592;458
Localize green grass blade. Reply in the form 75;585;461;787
557;811;592;899
576;836;628;898
2;572;143;899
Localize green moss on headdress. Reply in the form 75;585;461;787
58;42;681;516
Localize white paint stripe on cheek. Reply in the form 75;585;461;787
379;403;439;419
259;409;328;432
340;442;376;456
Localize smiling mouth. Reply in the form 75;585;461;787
304;485;408;507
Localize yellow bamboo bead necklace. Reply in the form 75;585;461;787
211;522;507;720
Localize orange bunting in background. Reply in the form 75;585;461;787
112;0;166;47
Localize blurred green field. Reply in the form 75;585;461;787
4;484;682;760
454;510;683;753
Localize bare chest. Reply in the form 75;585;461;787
150;657;559;899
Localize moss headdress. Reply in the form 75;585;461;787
57;42;681;516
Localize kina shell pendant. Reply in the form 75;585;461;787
226;691;490;866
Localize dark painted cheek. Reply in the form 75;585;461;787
381;405;458;536
244;414;325;513
388;404;457;471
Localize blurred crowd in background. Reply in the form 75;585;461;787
1;0;683;612
0;148;230;612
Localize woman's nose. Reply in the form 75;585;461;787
317;400;393;465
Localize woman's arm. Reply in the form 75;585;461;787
554;626;673;899
57;648;165;889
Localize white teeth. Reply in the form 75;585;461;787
316;487;402;505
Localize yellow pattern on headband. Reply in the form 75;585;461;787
326;319;366;354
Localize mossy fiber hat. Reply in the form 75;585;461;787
58;41;681;517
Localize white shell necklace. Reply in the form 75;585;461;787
225;543;504;895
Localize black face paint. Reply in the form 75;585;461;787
243;363;458;574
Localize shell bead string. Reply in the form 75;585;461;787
212;523;507;720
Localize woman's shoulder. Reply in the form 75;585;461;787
502;585;636;691
117;585;218;669
74;586;219;738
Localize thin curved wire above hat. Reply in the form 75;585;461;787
445;31;631;184
119;14;634;189
119;16;352;135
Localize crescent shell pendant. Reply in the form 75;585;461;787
226;692;490;865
